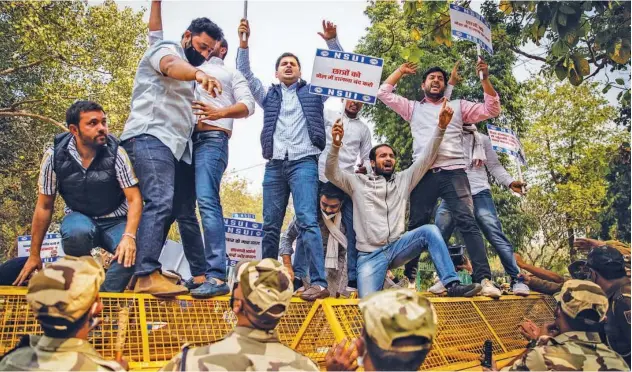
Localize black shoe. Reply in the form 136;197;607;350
183;277;203;290
446;282;482;297
293;278;304;292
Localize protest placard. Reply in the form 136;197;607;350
224;217;262;262
449;4;493;55
17;233;65;263
487;124;527;166
309;49;383;104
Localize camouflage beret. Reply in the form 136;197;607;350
26;256;104;329
554;279;608;323
234;259;293;318
359;289;437;352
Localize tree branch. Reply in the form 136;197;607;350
509;45;547;62
0;111;67;132
0;57;52;76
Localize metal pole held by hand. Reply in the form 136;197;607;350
476;44;484;81
242;1;248;42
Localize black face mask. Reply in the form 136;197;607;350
184;38;206;67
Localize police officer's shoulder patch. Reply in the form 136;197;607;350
624;310;631;324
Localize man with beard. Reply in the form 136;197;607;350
236;19;343;301
146;1;256;298
14;101;142;293
325;99;481;298
377;61;502;298
318;100;372;294
120;0;224;297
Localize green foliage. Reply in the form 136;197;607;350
0;1;147;259
520;78;624;262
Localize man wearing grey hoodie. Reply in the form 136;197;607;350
325;99;481;298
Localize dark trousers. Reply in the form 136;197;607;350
405;168;491;282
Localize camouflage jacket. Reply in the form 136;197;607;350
603;277;631;367
503;332;628;371
159;326;319;371
0;335;124;371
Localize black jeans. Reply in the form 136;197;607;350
405;168;491;282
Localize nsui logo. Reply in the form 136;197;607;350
314;87;323;93
369;58;378;65
252;223;259;229
362;95;371;102
455;31;463;37
320;50;329;57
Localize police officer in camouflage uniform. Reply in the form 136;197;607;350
0;256;125;371
325;288;438;371
586;246;631;367
484;280;628;371
160;258;319;371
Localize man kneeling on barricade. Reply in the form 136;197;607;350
160;259;319;371
325;98;481;298
0;256;126;371
325;288;437;371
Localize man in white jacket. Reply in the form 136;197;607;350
325;99;481;298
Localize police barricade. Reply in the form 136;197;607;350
0;287;555;371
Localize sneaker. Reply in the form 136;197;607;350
300;285;330;301
397;277;417;290
428;277;447;295
512;281;530;297
190;278;230;299
339;286;358;299
183;277;203;290
480;278;502;299
134;271;189;297
446;281;482;297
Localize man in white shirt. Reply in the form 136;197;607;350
318;100;372;292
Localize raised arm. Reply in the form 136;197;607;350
236;19;267;107
376;63;418;122
325;120;356;195
317;20;344;102
148;1;164;46
401;98;451;193
461;59;501;123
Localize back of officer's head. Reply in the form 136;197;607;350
359;289;437;371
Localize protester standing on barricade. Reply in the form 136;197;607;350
485;280;628;371
377;60;502;298
120;0;223;297
13;101;141;293
236;18;344;301
145;1;256;299
317;100;372;295
325;98;481;298
160;259;319;371
0;256;126;371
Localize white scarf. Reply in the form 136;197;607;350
463;124;486;167
322;211;347;270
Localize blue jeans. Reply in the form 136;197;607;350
357;225;459;298
122;135;206;277
193;131;228;282
341;197;357;283
435;189;520;278
60;212;133;292
262;156;327;287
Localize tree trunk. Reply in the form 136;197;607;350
566;214;577;261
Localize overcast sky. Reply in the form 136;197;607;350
111;0;626;193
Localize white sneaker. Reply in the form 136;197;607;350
480;279;501;299
512;281;530;297
428;277;447;294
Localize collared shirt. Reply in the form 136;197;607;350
464;134;514;195
235;38;343;161
318;109;372;183
148;31;256;134
160;326;319;372
0;335;125;371
504;331;628;371
38;138;138;219
121;33;196;163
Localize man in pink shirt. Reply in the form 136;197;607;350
377;61;502;298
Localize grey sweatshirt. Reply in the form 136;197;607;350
325;126;446;253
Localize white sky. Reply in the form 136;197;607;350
114;0;628;192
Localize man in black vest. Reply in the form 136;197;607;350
14;101;142;292
235;19;344;301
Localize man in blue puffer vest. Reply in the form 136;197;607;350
236;19;343;301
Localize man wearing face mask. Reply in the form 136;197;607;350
325;100;481;298
378;61;502;299
280;182;351;297
160;259;319;372
236;19;344;301
145;1;256;299
120;0;224;297
0;256;126;371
